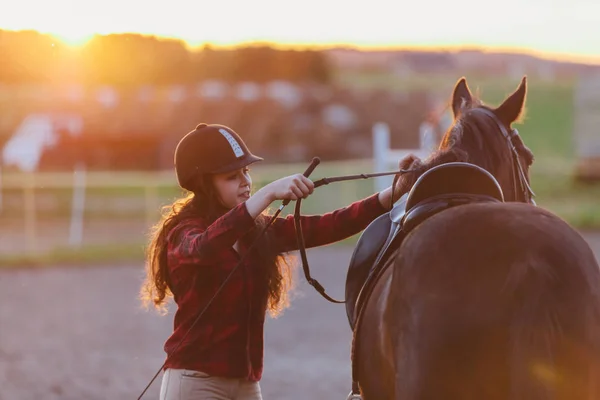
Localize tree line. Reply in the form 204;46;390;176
0;30;332;86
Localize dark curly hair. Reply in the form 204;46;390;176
140;174;296;317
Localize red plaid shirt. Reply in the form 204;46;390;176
163;193;387;381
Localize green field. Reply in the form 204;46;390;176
1;73;599;266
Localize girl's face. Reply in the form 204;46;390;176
211;166;252;209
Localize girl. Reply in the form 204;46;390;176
141;123;420;400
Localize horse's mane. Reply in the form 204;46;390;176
407;98;534;196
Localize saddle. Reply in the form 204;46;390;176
345;162;505;329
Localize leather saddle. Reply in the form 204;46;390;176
345;162;505;329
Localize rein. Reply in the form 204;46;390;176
295;168;413;303
136;157;416;399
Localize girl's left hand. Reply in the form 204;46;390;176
393;154;423;198
378;153;423;209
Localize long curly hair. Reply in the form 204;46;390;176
140;174;297;318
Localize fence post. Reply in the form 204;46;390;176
69;162;86;248
24;171;36;253
372;122;391;193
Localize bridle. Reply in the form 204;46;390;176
136;157;417;399
475;108;536;205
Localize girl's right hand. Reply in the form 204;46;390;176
265;174;315;202
245;173;315;218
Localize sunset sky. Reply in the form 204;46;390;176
1;0;599;64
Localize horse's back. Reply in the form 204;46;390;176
400;201;598;279
359;202;600;400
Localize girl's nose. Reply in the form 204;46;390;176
241;173;251;186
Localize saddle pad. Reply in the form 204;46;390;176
345;212;392;329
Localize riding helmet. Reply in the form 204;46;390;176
174;123;264;191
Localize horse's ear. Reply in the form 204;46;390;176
451;77;472;118
495;76;527;125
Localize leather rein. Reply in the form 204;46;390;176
295;165;412;303
295;110;537;305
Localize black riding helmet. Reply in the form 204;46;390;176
174;123;264;191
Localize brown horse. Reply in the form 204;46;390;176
351;77;600;399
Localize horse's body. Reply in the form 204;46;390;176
355;203;600;399
350;77;600;399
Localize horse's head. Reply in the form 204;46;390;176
433;76;535;203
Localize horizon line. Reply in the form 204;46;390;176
4;28;600;67
195;41;600;66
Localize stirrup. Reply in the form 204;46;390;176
347;392;362;400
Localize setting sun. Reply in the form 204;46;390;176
50;31;95;47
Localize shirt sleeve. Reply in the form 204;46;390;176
167;201;256;266
270;192;388;253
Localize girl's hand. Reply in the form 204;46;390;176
393;154;423;197
264;174;315;202
246;173;314;218
378;153;423;209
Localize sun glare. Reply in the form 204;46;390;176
50;31;95;47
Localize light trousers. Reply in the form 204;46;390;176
160;368;263;400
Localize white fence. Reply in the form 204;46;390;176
0;121;440;254
0;169;166;255
372;122;440;192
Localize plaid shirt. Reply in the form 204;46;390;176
163;193;387;381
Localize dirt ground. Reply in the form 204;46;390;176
1;233;599;400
